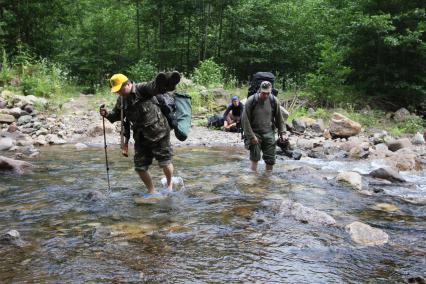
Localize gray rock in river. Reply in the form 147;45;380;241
0;229;26;247
369;167;406;183
277;200;336;226
0;155;33;174
345;221;389;246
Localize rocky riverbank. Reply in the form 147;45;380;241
0;90;425;205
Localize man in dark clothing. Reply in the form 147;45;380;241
242;81;287;172
99;72;180;195
223;96;244;132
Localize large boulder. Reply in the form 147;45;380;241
0;156;33;174
278;200;336;226
386;138;412;152
329;113;361;138
393;108;410;122
369;167;406;183
346;221;389;246
0;114;15;124
336;171;362;190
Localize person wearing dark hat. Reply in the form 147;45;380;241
99;72;180;196
223;96;244;132
241;81;287;172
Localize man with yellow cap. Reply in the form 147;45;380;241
100;72;180;196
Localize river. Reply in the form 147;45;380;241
0;145;425;283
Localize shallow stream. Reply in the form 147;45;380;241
0;146;425;283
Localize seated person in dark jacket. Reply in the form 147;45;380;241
223;96;244;132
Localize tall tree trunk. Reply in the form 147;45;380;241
136;0;141;55
158;0;164;69
217;2;224;59
186;15;191;72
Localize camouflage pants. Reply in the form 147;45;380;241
134;132;173;171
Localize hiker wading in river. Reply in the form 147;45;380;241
242;81;287;172
99;72;180;195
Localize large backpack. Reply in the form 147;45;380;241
156;92;192;141
247;72;279;98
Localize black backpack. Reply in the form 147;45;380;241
207;114;224;128
247;72;279;98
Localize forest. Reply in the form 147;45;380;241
0;0;425;112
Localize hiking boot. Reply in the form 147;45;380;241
165;71;181;91
154;72;167;94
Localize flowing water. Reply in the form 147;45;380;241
0;146;425;283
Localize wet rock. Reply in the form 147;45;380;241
85;190;106;201
7;122;18;133
0;136;15;151
0;156;33;174
0;100;7;109
346;221;389;246
75;143;88;150
407;276;426;284
292;118;307;133
312;119;325;133
0;114;15;124
296;138;314;150
336;171;362;190
411;132;425;145
369;167;406;183
386;138;412;152
372;203;399;212
0;229;26;247
277;200;336;226
329;113;361;138
393;108;410;122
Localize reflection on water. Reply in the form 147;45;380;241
0;145;425;283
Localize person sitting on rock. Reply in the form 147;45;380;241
223;96;244;132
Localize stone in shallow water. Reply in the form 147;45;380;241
134;196;164;205
372;203;400;212
346;221;389;246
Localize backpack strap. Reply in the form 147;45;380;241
250;93;277;124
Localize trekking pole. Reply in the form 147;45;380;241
100;104;111;193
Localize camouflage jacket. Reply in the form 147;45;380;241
106;81;170;143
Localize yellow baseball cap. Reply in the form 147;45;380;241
110;74;128;93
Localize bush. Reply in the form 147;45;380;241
191;59;224;87
128;59;157;82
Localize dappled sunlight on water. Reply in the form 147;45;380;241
0;145;425;282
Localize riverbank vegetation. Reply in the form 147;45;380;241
0;0;424;134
